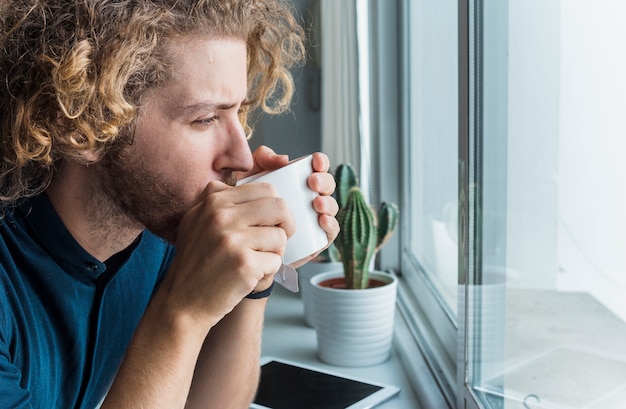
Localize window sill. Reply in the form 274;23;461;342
260;285;421;408
473;289;626;408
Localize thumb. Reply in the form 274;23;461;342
200;180;232;200
250;145;289;174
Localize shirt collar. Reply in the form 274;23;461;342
19;194;112;281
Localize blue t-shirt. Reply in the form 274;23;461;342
0;194;175;408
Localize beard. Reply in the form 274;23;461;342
96;144;236;245
96;156;187;244
94;122;238;244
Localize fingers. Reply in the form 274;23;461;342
202;180;234;199
217;180;277;204
206;182;293;235
244;145;289;177
308;171;336;197
311;152;330;172
313;194;339;218
233;195;296;239
308;153;335;196
306;152;339;246
205;187;293;293
319;211;340;243
288;213;340;269
169;182;293;319
203;182;297;238
247;225;289;254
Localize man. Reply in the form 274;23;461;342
0;1;339;408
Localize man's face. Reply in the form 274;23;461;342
98;37;254;242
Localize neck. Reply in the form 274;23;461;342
46;161;144;262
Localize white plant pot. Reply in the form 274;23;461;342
297;261;343;327
310;270;398;367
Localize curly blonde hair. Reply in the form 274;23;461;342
0;0;305;203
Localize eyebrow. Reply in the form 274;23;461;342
177;102;240;116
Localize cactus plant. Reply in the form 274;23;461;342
335;162;359;208
332;163;399;289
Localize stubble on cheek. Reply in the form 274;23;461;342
97;152;187;243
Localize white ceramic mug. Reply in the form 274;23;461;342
237;154;328;266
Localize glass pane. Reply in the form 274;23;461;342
408;0;459;317
468;1;626;407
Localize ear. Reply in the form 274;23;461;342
55;117;98;162
74;145;101;163
60;131;101;163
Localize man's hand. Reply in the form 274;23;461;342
291;150;340;268
164;175;295;328
241;145;340;269
238;145;290;178
243;147;339;239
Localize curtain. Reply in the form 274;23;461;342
318;0;361;175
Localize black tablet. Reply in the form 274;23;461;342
251;356;401;409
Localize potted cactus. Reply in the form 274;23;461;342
296;165;355;326
325;163;399;289
309;163;399;367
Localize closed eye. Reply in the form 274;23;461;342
194;116;218;125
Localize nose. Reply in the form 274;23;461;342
214;116;254;174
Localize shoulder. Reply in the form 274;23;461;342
0;259;15;343
135;231;176;268
125;231;176;288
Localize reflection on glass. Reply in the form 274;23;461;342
468;1;626;408
408;0;459;318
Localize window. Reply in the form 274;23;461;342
372;0;626;408
460;1;626;407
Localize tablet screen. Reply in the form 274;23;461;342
252;358;399;409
